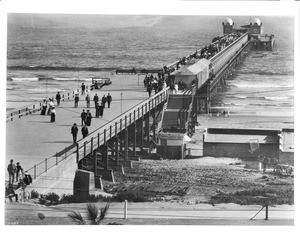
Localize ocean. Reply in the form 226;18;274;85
6;14;294;117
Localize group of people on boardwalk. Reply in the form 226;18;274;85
6;159;33;202
41;97;56;122
144;74;164;97
70;90;113;144
39;83;113;143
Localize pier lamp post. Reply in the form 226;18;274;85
121;92;123;114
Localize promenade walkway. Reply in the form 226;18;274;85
5;77;149;180
5;202;294;225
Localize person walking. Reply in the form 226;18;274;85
81;125;89;138
93;93;99;108
95;103;100;118
85;94;91;108
47;99;54;115
41;99;47;115
106;93;112;108
81;83;86;95
74;94;79;108
147;83;152;97
16;162;23;183
7;159;16;184
71;123;78;143
99;103;104;118
50;107;56;122
81;109;87;126
86;110;92;126
55;92;61;106
101;94;107;108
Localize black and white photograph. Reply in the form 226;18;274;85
1;0;299;236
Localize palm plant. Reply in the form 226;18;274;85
68;203;110;225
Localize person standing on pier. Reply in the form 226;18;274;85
99;103;104;118
93;93;99;108
74;94;79;108
81;109;87;125
47;99;54;115
95;103;100;118
85;94;91;108
50;107;56;122
7;159;16;184
81;83;86;95
41;99;47;115
147;82;152;97
71;123;78;143
106;93;112;108
16;162;23;183
86;110;92;126
101;94;107;108
55;92;61;106
81;125;89;138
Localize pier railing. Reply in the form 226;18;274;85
6;86;93;122
25;88;169;180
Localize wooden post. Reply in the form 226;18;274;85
152;107;157;141
34;165;36;180
101;145;108;171
76;143;79;163
124;116;128;161
98;133;100;148
104;129;107;146
124;200;128;219
115;122;119;165
145;113;150;144
132;122;136;156
265;204;269;220
91;137;94;155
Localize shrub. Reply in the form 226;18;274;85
31;190;39;199
115;190;149;202
209;187;294;206
44;192;60;205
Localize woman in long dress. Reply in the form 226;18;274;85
50;107;56;122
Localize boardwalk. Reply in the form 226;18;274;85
5;76;149;180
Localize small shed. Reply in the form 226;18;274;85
171;59;210;91
203;128;280;159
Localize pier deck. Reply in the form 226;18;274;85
5;77;149;181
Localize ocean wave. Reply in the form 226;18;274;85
235;71;293;76
11;77;39;81
228;83;294;89
264;96;290;101
232;95;247;99
8;77;95;82
7;65;117;72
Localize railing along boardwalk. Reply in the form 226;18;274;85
6;86;91;122
26;88;169;180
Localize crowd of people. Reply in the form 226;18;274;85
143;74;164;97
162;32;242;76
39;83;113;143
